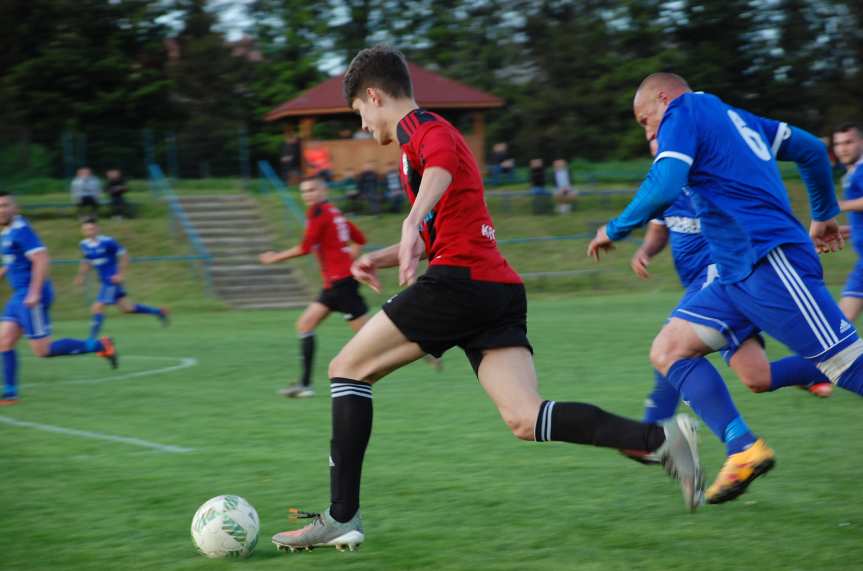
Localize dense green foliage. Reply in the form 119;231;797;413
1;0;862;180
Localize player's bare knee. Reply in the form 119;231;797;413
328;351;364;381
739;372;770;393
498;409;535;441
296;319;314;335
31;344;50;358
508;417;536;441
649;336;678;374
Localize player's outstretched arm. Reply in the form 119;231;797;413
259;246;304;265
839;198;863;213
351;244;398;294
589;158;688;261
400;166;452;286
776;126;840;222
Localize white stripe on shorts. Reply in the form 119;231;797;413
774;247;838;345
766;249;837;351
30;306;45;336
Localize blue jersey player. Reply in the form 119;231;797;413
0;194;117;405
634;142;832;403
621;146;832;464
834;124;863;322
589;73;861;505
74;218;168;339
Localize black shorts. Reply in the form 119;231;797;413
317;277;368;321
382;265;533;373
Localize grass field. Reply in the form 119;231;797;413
2;294;862;571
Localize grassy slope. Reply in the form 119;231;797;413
16;177;858;323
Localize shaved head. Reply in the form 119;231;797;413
635;73;691;101
633;72;693;144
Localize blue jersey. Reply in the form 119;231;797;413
842;159;863;256
657;92;814;283
655;189;712;288
2;216;48;292
80;235;126;284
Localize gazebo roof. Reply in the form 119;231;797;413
265;63;503;121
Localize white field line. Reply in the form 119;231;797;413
22;356;199;387
1;355;200;452
0;416;195;453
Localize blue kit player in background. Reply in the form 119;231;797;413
834;124;863;322
74;218;169;339
0;194;117;405
589;73;863;505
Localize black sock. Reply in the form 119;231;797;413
299;333;315;387
329;378;373;523
534;400;665;452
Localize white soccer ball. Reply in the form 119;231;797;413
191;495;260;559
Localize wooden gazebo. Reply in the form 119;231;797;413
265;63;504;179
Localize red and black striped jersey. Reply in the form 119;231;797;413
397;109;521;284
300;201;366;288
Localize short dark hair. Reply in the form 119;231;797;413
343;45;413;105
81;216;98;225
834;122;862;137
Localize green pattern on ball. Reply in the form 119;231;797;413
222;514;247;544
223;496;240;510
192;507;220;534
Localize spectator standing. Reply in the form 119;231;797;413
553;159;577;214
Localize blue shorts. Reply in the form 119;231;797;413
674;264;758;362
97;283;127;305
2;283;54;340
841;258;863;299
673;243;858;367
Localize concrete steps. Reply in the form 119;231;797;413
178;194;310;309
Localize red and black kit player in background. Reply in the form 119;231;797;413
272;45;704;553
260;175;369;398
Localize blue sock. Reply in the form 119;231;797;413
133;304;162;316
89;313;105;339
2;350;17;398
666;357;757;455
837;354;863;396
643;369;680;423
47;338;103;357
769;356;828;391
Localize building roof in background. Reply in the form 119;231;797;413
265;63;503;121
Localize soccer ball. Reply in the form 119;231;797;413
191;495;260;559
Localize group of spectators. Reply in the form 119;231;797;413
339;161;403;215
491;142;579;214
282;134;579;216
70;167;131;219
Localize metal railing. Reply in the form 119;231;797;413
147;163;214;294
257;160;305;228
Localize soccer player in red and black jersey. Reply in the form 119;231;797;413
272;46;704;552
260;175;369;398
